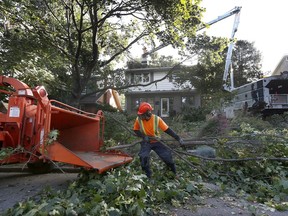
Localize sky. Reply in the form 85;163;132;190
198;0;288;73
150;0;288;74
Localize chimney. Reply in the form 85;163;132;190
141;46;149;66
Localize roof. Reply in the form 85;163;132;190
79;89;123;111
125;89;196;95
80;91;104;104
125;66;180;73
271;54;288;76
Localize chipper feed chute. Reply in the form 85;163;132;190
45;102;133;173
0;76;133;173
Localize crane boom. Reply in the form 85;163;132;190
222;7;241;91
202;6;241;30
143;6;241;57
142;6;242;91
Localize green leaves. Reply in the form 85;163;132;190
3;157;203;215
186;182;196;192
205;118;288;206
0;147;13;160
1;0;205;105
2;114;288;215
46;130;59;145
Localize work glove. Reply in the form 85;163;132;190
178;138;184;145
178;138;185;149
143;136;149;143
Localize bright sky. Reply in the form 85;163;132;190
131;0;287;74
200;0;288;73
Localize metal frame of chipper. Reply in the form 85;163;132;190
0;76;133;173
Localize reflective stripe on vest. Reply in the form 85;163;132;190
137;116;147;135
154;115;160;137
137;115;160;138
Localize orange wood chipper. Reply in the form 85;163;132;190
0;76;133;173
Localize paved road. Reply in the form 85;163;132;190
0;168;287;216
0;171;78;214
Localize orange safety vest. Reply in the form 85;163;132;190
138;115;159;138
134;114;169;140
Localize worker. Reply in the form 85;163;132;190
133;102;184;178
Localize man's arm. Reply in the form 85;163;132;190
164;128;184;145
134;130;149;142
134;130;143;138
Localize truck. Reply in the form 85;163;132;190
223;71;288;118
210;9;288;118
0;76;133;173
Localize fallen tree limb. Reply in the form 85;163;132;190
162;138;262;146
151;138;208;178
106;141;141;150
175;150;288;162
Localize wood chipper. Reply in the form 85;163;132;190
0;76;133;173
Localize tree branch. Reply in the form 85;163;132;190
175;150;288;162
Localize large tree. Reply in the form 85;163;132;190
232;40;262;87
173;38;263;110
175;38;263;94
174;34;228;92
0;0;206;105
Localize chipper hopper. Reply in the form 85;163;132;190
0;76;133;173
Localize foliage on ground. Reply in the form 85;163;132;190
3;158;205;216
2;112;288;215
208;125;288;205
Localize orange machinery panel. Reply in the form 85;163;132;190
44;102;133;173
0;76;133;173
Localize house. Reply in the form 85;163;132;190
80;89;122;113
124;66;201;117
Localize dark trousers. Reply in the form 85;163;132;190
138;141;176;178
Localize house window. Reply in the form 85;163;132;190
142;73;150;83
134;74;142;83
134;98;143;108
182;96;194;107
168;74;176;82
133;73;150;84
133;98;154;110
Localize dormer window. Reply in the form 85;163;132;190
143;73;150;82
168;74;176;82
134;74;142;83
132;73;150;84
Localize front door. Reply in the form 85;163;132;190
161;98;169;117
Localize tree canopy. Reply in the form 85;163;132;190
0;0;206;105
232;40;262;87
172;38;263;111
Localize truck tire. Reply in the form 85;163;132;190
27;161;53;174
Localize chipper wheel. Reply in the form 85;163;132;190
27;160;54;174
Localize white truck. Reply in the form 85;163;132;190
224;71;288;118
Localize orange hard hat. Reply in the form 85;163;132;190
137;102;153;115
